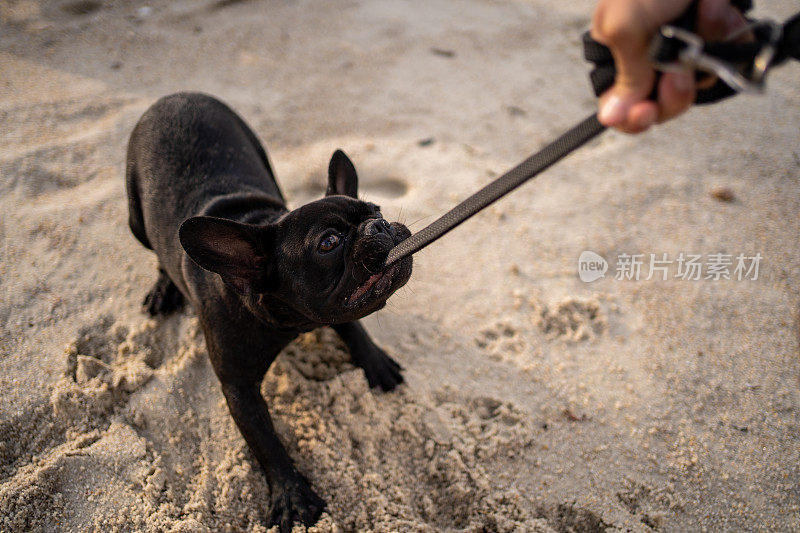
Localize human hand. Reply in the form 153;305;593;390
591;0;749;133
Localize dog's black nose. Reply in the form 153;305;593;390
363;217;393;237
354;218;396;273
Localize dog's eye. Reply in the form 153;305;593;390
318;234;341;253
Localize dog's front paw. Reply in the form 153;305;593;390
358;347;404;392
268;476;325;532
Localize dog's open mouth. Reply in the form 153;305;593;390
346;264;399;308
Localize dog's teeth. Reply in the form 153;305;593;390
375;273;392;294
347;268;396;306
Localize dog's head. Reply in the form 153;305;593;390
179;150;412;325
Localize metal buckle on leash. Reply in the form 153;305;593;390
653;20;782;94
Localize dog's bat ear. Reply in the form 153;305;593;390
326;149;358;198
179;216;273;295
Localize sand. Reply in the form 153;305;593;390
1;0;799;531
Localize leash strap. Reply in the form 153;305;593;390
384;3;799;268
384;114;606;266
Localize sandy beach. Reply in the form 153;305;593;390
1;0;799;531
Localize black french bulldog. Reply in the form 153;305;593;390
125;92;412;530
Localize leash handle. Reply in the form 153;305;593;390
584;0;798;104
384;114;606;267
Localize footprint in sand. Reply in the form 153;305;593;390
362;176;409;199
293;175;409;201
210;0;255;11
60;0;102;16
474;320;526;360
60;313;184;402
531;297;606;342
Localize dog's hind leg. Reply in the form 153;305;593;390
143;268;184;316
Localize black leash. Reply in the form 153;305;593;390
384;3;799;268
384;114;606;266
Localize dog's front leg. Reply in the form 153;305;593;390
194;296;324;530
221;381;324;531
333;322;404;391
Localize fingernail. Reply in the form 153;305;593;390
598;95;626;125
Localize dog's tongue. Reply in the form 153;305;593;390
348;267;394;306
349;273;381;304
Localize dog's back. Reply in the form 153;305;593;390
126;92;284;286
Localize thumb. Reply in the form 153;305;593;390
598;47;658;130
609;40;657;99
592;13;657;128
591;0;693;131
